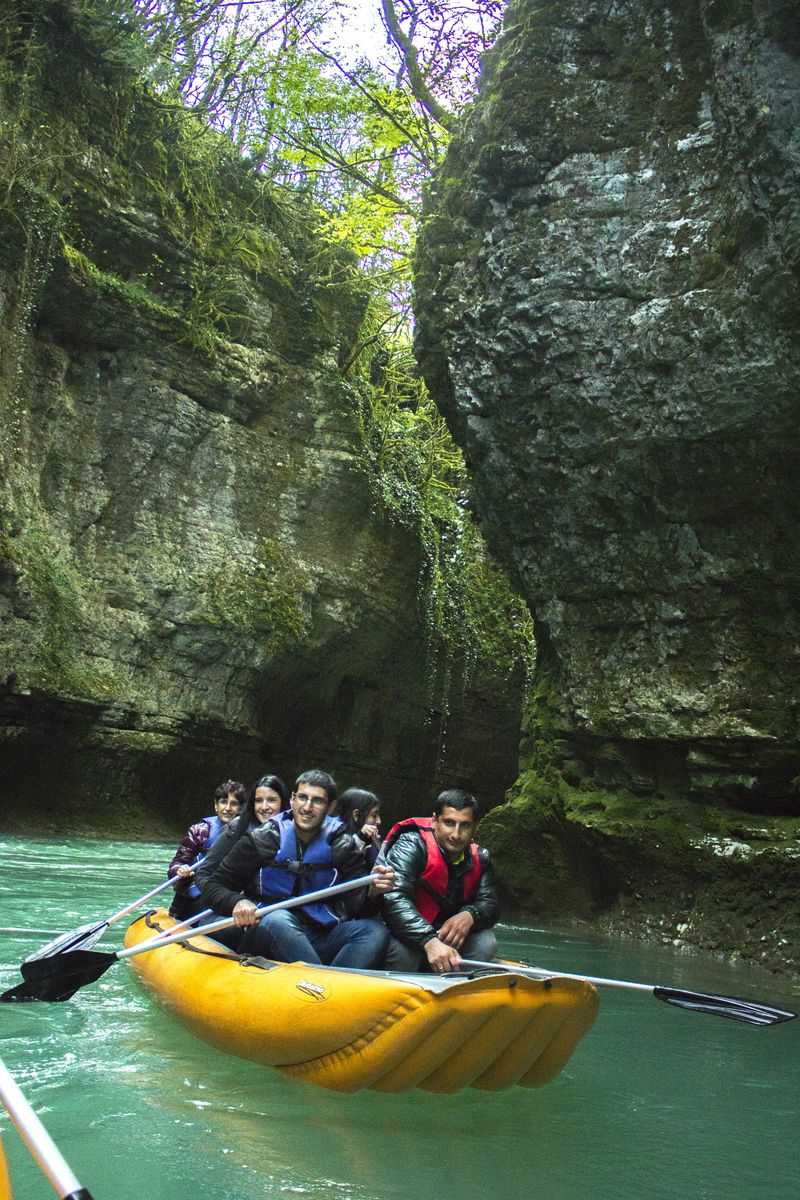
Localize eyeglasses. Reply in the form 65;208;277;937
293;792;328;809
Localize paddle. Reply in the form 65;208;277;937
25;875;181;962
1;875;375;1003
460;960;797;1028
0;1056;95;1199
153;907;213;940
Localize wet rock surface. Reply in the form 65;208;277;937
0;2;522;834
415;0;800;966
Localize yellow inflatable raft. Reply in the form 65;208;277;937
0;1135;11;1200
124;910;598;1093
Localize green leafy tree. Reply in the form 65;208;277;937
113;0;503;277
115;0;531;698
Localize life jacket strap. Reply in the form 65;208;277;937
275;859;319;882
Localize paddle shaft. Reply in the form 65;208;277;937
119;874;374;961
104;874;181;925
3;875;380;1004
462;960;654;993
0;1058;94;1199
24;875;186;963
460;960;796;1026
156;908;213;939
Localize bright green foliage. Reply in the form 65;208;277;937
99;0;503;318
62;244;176;317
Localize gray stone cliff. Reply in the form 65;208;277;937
415;0;800;968
0;2;524;836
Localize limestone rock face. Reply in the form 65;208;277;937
415;0;800;963
0;3;522;836
417;0;800;802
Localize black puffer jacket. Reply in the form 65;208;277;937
198;818;374;921
381;832;499;951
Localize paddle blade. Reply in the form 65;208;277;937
0;979;44;1003
653;986;797;1027
25;921;109;962
11;950;119;1002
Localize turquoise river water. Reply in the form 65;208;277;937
0;836;798;1200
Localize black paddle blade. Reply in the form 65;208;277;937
25;921;109;962
0;979;43;1003
653;986;797;1027
10;949;119;1002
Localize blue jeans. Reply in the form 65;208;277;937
241;910;389;969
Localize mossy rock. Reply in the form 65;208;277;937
483;766;800;971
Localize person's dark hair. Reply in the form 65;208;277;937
213;780;246;806
294;769;337;805
338;787;380;831
229;774;289;846
433;788;479;819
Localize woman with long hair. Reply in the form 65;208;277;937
233;775;289;841
337;787;382;868
193;773;289;948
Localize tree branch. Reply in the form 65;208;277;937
379;0;457;132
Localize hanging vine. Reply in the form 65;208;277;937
348;303;536;729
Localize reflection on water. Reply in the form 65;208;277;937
1;837;798;1199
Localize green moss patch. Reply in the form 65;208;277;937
0;517;120;698
190;538;308;652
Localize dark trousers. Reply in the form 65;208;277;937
237;909;390;969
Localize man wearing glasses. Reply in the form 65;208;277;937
200;769;394;968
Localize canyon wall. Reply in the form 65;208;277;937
0;1;525;836
415;0;800;969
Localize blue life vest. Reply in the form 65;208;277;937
185;814;224;899
257;810;345;929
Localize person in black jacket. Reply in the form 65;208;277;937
199;769;394;968
381;789;499;973
191;774;289;947
195;773;290;885
338;787;383;868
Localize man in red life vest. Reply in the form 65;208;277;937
381;789;499;973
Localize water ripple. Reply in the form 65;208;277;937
1;834;798;1200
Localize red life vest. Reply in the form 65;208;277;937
383;817;481;924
